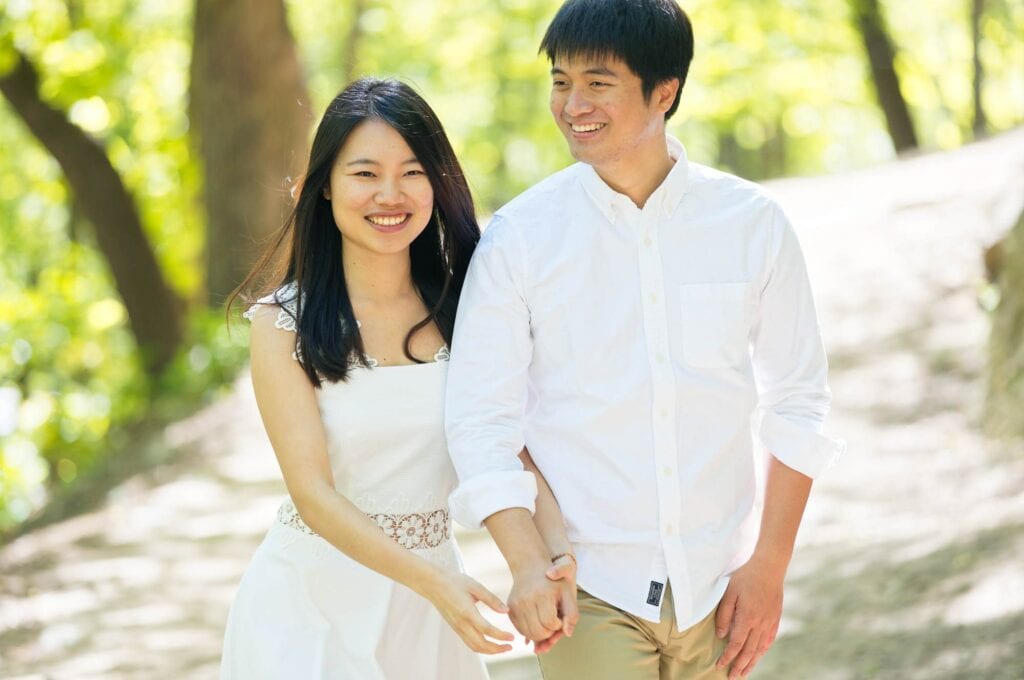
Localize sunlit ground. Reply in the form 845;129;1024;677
2;129;1023;679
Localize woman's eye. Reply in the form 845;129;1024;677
406;169;426;176
352;171;375;178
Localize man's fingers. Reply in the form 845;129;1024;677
715;591;737;639
739;647;768;678
716;618;750;669
559;585;580;636
727;630;762;680
470;581;510;614
537;598;562;632
519;605;556;642
533;629;563;654
738;628;776;677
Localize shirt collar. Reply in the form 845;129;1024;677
577;135;690;224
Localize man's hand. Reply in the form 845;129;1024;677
714;556;785;679
506;562;567;653
531;554;579;653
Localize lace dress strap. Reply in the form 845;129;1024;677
242;282;301;359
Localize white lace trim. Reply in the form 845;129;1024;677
276;499;451;550
242;284;449;367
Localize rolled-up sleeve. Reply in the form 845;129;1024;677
445;215;538;528
751;207;845;478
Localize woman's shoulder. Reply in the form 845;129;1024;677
242;282;301;331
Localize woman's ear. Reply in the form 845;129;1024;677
323;187;331;200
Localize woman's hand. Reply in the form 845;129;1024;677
422;567;516;654
531;553;579;654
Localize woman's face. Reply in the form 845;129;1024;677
325;119;434;257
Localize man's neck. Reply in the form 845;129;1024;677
593;137;675;209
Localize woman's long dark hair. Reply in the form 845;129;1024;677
228;78;480;386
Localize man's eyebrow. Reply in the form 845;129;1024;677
550;66;619;77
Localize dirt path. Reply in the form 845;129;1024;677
2;130;1023;680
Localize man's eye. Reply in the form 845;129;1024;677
591;81;609;88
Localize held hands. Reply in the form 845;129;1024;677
508;554;580;654
714;555;786;679
424;568;515;654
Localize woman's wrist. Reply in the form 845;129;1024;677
408;558;447;600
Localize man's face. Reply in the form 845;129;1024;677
549;54;671;172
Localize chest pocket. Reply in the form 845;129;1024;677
679;282;753;369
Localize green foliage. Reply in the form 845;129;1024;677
0;0;216;530
1;0;1023;530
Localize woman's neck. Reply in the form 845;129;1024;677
342;247;418;305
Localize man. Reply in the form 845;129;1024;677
445;1;844;678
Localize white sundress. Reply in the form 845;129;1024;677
220;285;489;680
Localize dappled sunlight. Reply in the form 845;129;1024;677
2;132;1022;678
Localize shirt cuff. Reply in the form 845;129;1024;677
757;411;845;479
448;470;538;529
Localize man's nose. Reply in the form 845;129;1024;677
563;88;594;117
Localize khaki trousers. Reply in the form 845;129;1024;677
538;585;728;680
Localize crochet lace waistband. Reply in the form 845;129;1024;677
276;499;451;550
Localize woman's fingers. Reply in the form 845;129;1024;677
469;579;510;614
471;608;515;643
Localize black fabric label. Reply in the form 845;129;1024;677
646;581;664;606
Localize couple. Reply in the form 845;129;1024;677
220;1;843;678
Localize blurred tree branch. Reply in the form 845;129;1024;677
849;0;919;152
971;0;987;137
0;52;184;376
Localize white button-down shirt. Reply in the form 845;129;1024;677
445;136;844;630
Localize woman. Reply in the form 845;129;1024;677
220;78;513;679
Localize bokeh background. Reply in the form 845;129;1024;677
1;1;1023;678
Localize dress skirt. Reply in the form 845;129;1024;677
220;519;489;680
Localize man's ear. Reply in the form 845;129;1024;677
656;78;680;114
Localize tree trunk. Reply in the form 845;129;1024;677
987;207;1024;438
342;0;367;85
0;54;184;376
190;0;311;305
849;0;919;153
971;0;987;137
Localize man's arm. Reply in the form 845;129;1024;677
716;205;844;679
445;217;572;649
715;457;810;679
517;448;579;652
484;508;571;650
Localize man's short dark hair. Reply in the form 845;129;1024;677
539;0;694;120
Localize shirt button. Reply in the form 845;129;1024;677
663;466;674;477
664;523;674;535
656;353;666;364
644;235;653;247
649;292;659;304
659;408;669;419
